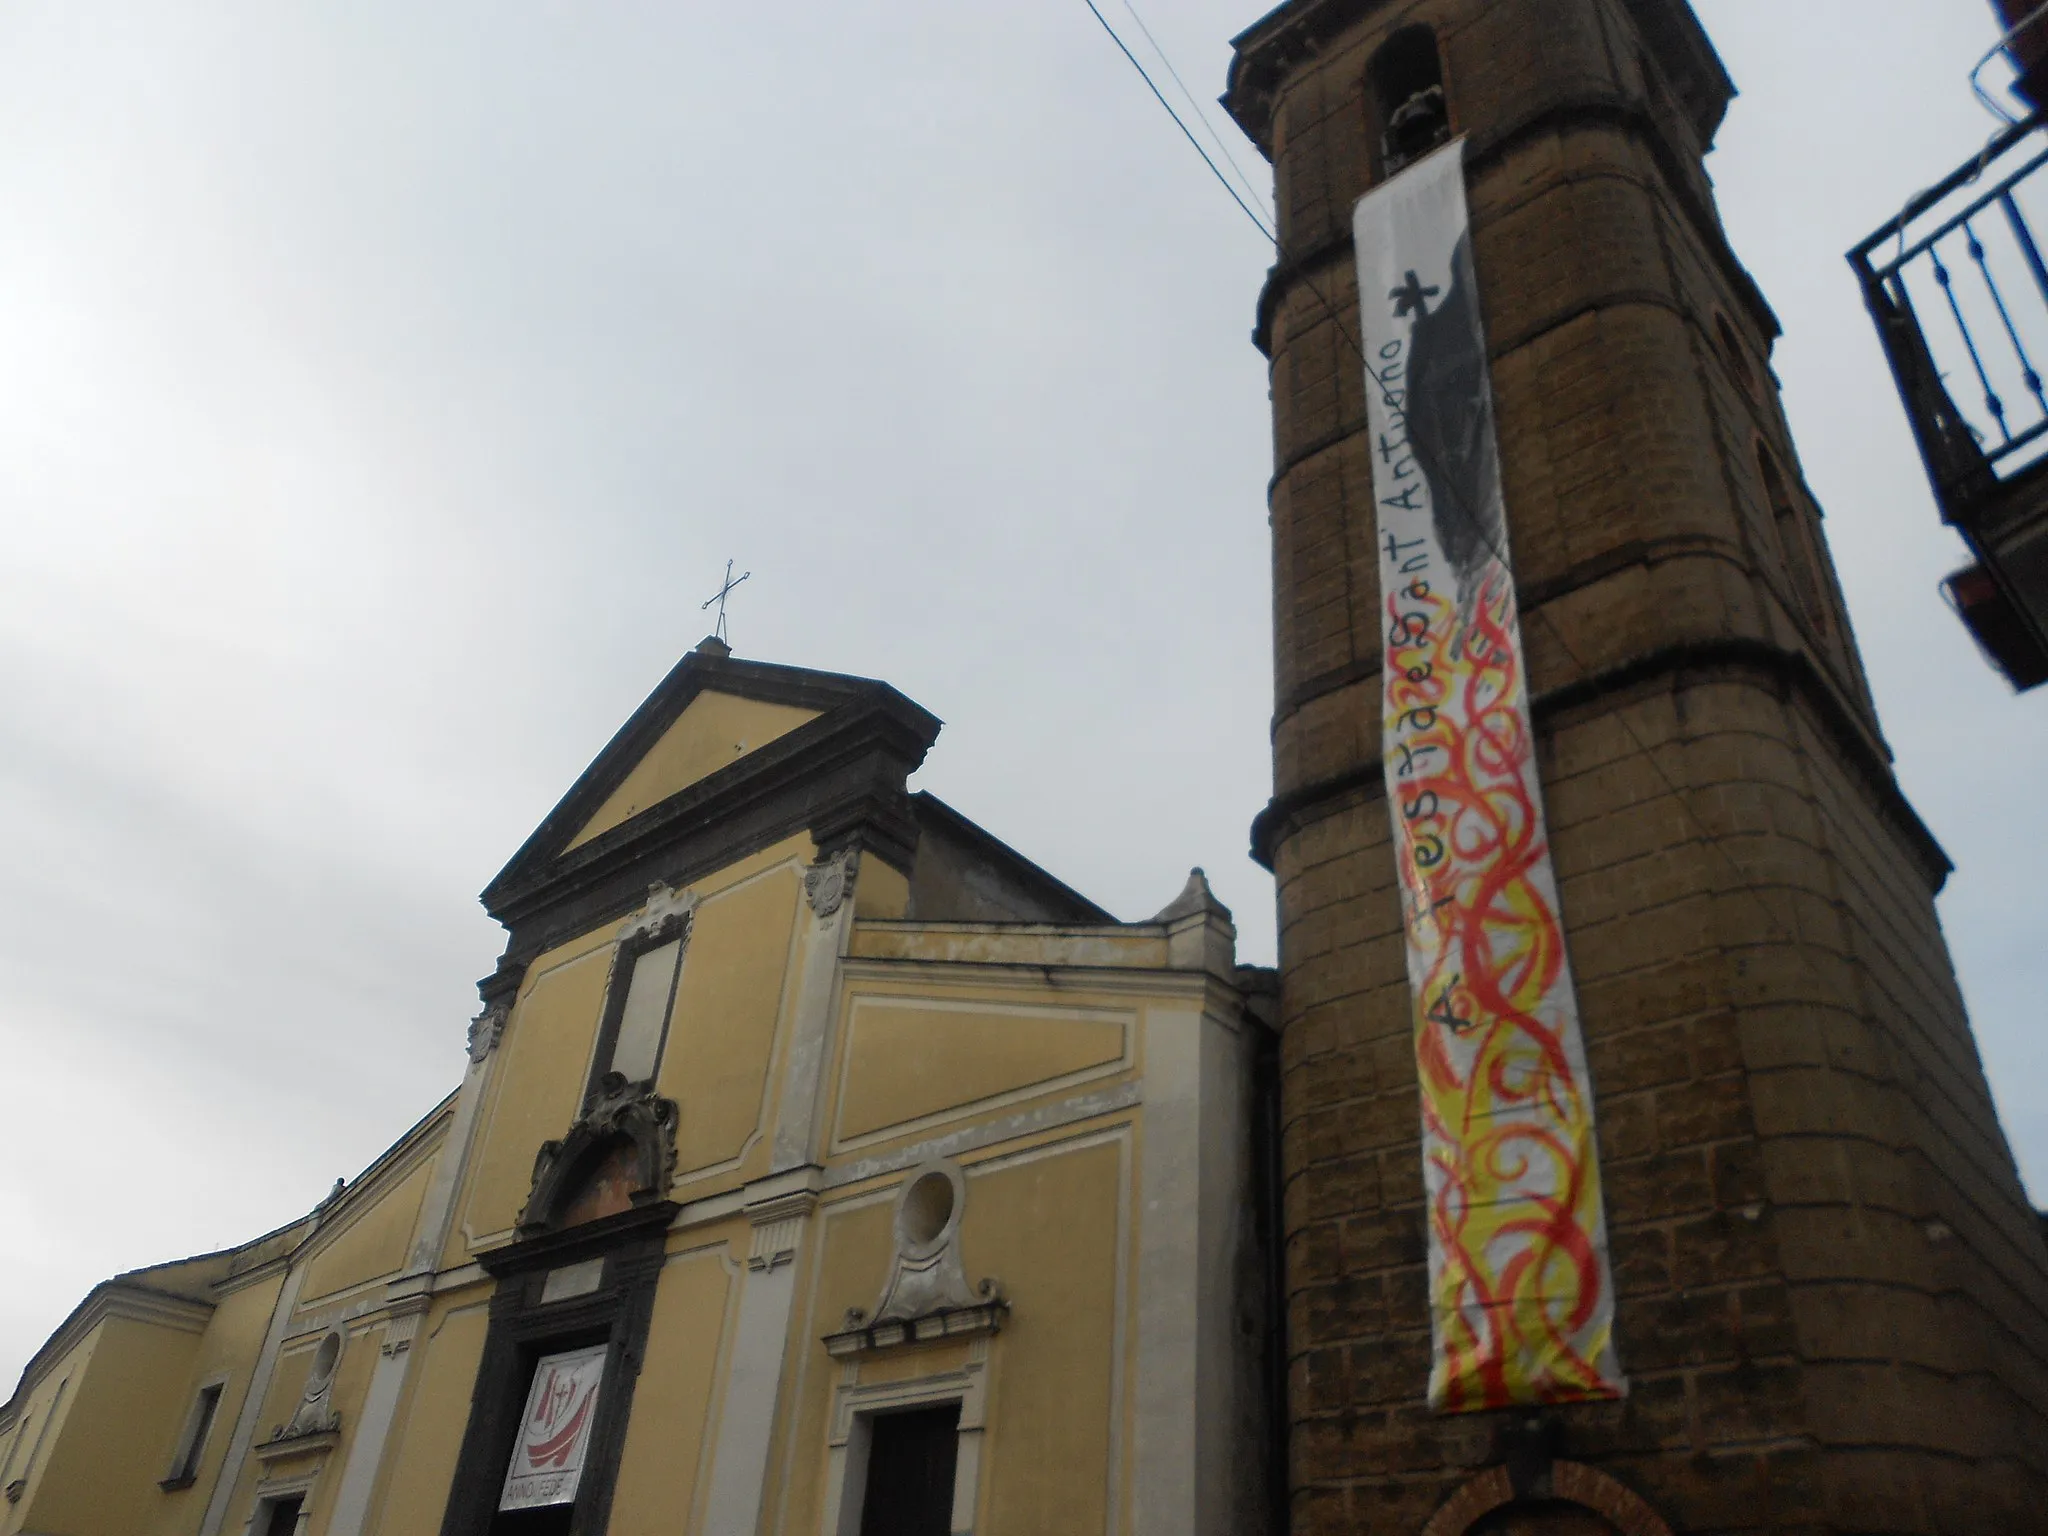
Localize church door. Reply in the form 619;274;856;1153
857;1404;960;1536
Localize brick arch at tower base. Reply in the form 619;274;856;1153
1420;1461;1674;1536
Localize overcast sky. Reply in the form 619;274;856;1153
1;0;2041;1393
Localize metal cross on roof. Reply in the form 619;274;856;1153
700;559;751;646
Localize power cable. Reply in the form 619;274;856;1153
1080;0;1275;242
1079;2;1810;939
1116;0;1275;229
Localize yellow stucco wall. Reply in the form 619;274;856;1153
212;1320;378;1535
660;861;803;1184
365;1295;493;1536
971;1139;1126;1533
606;1239;740;1533
452;835;815;1261
9;1327;150;1536
149;1274;287;1536
567;691;819;850
456;935;614;1251
821;972;1147;1161
3;1332;93;1534
833;996;1130;1145
773;1133;1130;1536
4;1327;99;1531
851;858;909;919
301;1157;435;1306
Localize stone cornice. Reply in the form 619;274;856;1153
480;652;942;965
1252;635;1951;890
3;1282;214;1415
1222;0;1730;153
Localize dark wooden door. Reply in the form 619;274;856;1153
857;1404;960;1536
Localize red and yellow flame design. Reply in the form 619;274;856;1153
1385;565;1621;1412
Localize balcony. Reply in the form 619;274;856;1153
1850;112;2048;690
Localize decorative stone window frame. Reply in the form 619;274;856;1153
584;892;695;1104
242;1467;320;1536
256;1328;344;1456
436;1201;672;1536
818;1337;993;1536
823;1160;1007;1354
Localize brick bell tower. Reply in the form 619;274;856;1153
1223;2;2048;1533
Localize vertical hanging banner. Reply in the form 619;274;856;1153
1352;140;1623;1412
500;1344;608;1510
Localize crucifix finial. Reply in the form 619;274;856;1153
700;559;751;647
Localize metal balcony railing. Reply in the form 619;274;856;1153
1852;112;2048;690
1850;111;2048;515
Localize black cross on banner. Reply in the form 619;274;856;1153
1390;268;1440;317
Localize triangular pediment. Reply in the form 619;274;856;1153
481;642;944;935
565;690;819;850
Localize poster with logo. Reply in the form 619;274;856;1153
1351;139;1624;1412
499;1344;608;1510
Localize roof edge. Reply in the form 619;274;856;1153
910;792;1119;924
484;648;943;918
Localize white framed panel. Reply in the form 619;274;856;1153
828;995;1135;1154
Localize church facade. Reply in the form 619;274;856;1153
9;2;2048;1534
0;644;1277;1536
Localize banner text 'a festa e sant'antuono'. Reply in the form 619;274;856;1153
1351;139;1624;1413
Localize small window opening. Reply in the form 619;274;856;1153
858;1404;961;1536
1369;27;1451;175
1716;312;1757;396
1758;445;1829;632
900;1172;955;1250
259;1493;305;1536
162;1382;224;1489
307;1334;341;1395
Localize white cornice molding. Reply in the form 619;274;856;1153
212;1253;294;1297
3;1283;214;1413
299;1106;454;1248
205;1096;458;1305
837;954;1236;1000
840;958;1257;1034
101;1286;214;1333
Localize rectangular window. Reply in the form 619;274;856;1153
161;1381;225;1488
260;1492;305;1536
588;919;688;1099
857;1404;960;1536
609;938;681;1084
